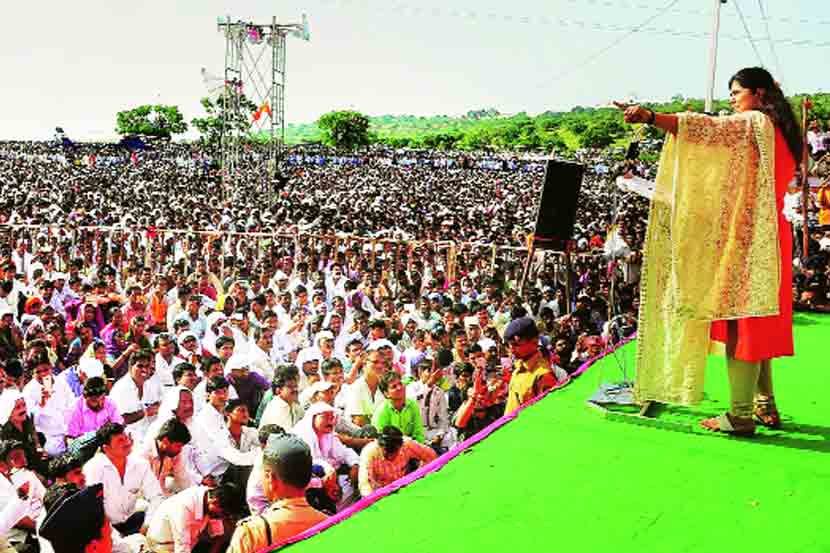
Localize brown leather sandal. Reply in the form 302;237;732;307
754;402;782;429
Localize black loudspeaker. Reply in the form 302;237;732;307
531;160;585;251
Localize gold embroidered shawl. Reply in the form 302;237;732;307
634;111;779;405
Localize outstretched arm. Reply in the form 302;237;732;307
614;102;678;135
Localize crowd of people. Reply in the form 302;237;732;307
0;135;827;552
0;139;644;247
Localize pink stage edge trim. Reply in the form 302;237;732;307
260;334;637;552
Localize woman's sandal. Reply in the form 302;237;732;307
700;413;756;436
754;404;782;429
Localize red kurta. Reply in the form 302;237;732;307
710;128;795;361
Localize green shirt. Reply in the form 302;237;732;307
256;389;274;426
371;398;425;444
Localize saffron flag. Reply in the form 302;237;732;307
252;102;272;122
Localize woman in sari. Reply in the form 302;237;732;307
72;303;104;339
104;329;137;381
619;67;801;435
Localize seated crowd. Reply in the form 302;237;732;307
1;138;825;552
0;222;632;552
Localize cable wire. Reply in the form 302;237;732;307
315;0;830;28
311;0;830;48
757;0;785;82
733;0;766;66
534;0;682;89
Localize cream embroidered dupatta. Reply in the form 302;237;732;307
634;111;779;405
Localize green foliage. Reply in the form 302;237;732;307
791;93;830;126
191;91;258;145
282;93;830;153
574;114;625;149
116;105;187;138
317;110;371;150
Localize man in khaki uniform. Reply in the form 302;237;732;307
227;434;327;553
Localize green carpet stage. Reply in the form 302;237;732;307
286;312;829;553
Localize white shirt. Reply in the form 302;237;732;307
259;395;304;431
344;377;385;419
110;375;162;439
783;191;804;225
246;455;268;515
273;328;303;361
808;129;826;153
11;251;32;276
155;353;179;389
0;471;42;544
191;379;238;415
247;343;274;382
0;483;27;538
83;452;165;525
137;435;199;497
192;404;260;476
146;486;212;553
229;425;260;456
22;377;75;456
11;469;45;521
402;348;427;377
48;294;67;319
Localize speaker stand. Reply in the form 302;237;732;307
518;244;535;297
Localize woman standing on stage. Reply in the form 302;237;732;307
617;67;802;435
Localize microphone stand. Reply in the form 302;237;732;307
588;126;646;408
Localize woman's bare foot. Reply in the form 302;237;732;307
700;413;755;436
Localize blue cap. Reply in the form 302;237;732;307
504;316;539;341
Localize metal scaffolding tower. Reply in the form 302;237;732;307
216;15;309;197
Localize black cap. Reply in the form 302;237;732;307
504;316;539;342
40;484;106;552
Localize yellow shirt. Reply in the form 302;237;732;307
227;496;327;553
504;352;553;415
818;185;830;226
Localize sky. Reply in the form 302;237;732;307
1;0;827;141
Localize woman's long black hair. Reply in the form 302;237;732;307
729;67;803;163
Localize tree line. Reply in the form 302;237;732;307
113;91;830;154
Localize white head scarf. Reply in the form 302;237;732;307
202;313;227;356
294;348;323;390
145;385;194;444
0;389;26;427
224;354;251;376
159;385;192;423
291;401;337;462
177;331;199;352
294;348;323;370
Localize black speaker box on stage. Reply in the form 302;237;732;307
531;159;585;251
